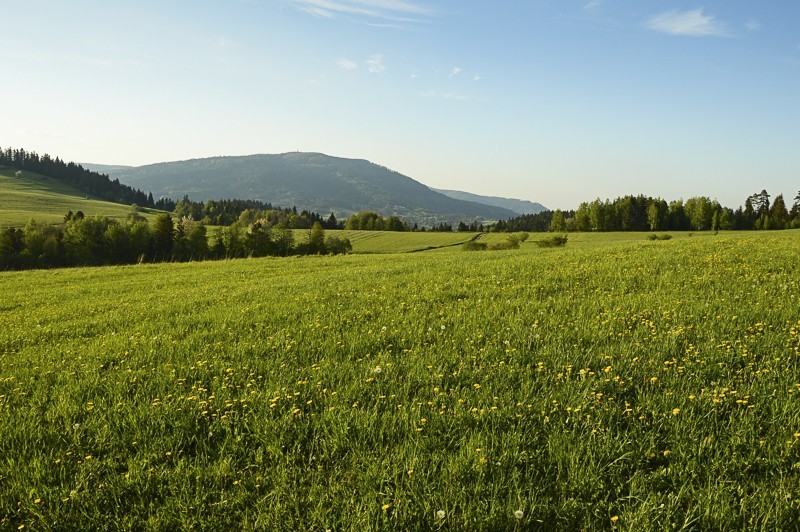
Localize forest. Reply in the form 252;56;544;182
493;192;800;233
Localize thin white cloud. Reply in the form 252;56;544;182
473;75;480;82
420;90;469;101
583;1;602;11
366;54;385;73
450;66;462;77
337;57;358;70
646;9;728;37
286;0;433;21
745;19;761;32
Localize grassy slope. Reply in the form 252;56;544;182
1;231;799;530
0;168;160;227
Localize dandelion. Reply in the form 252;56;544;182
672;408;680;415
514;509;524;519
382;503;390;511
374;366;382;374
436;510;446;519
611;515;619;524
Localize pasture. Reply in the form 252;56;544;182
0;169;160;227
1;231;799;530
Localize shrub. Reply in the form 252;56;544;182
463;241;488;251
535;235;568;248
489;235;521;250
647;234;672;241
324;235;352;255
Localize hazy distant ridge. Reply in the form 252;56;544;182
433;189;547;215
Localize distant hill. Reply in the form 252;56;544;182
0;168;160;227
88;153;519;226
432;189;547;215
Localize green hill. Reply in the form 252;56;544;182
90;153;519;226
0;167;159;227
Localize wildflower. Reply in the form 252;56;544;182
514;509;524;519
611;515;619;524
436;510;446;519
374;366;382;374
672;408;680;415
382;504;390;511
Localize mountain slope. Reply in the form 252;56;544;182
433;188;547;215
92;153;518;226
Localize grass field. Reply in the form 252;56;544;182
1;231;799;530
0;169;161;227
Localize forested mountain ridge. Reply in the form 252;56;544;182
91;153;519;226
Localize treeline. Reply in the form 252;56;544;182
342;211;456;232
0;211;351;271
490;191;800;233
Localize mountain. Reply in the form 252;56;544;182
88;153;519;226
432;189;547;215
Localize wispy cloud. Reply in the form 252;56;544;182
365;54;385;73
583;1;602;11
745;19;761;32
646;9;728;37
337;57;358;70
450;66;462;77
286;0;433;22
473;75;480;82
420;90;469;101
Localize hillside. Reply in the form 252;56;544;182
89;153;519;226
0;167;159;226
432;188;547;215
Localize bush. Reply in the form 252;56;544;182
489;235;521;250
462;241;488;251
647;234;672;241
325;235;352;255
535;235;568;248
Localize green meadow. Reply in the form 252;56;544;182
0;169;160;227
1;230;799;530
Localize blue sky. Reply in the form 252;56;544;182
2;0;799;210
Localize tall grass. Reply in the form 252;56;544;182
1;231;799;529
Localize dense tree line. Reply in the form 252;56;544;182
344;211;411;231
0;212;351;271
488;191;800;233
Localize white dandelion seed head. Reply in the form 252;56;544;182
436;510;445;519
514;509;524;519
374;366;382;373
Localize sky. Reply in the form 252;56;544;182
2;0;799;210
